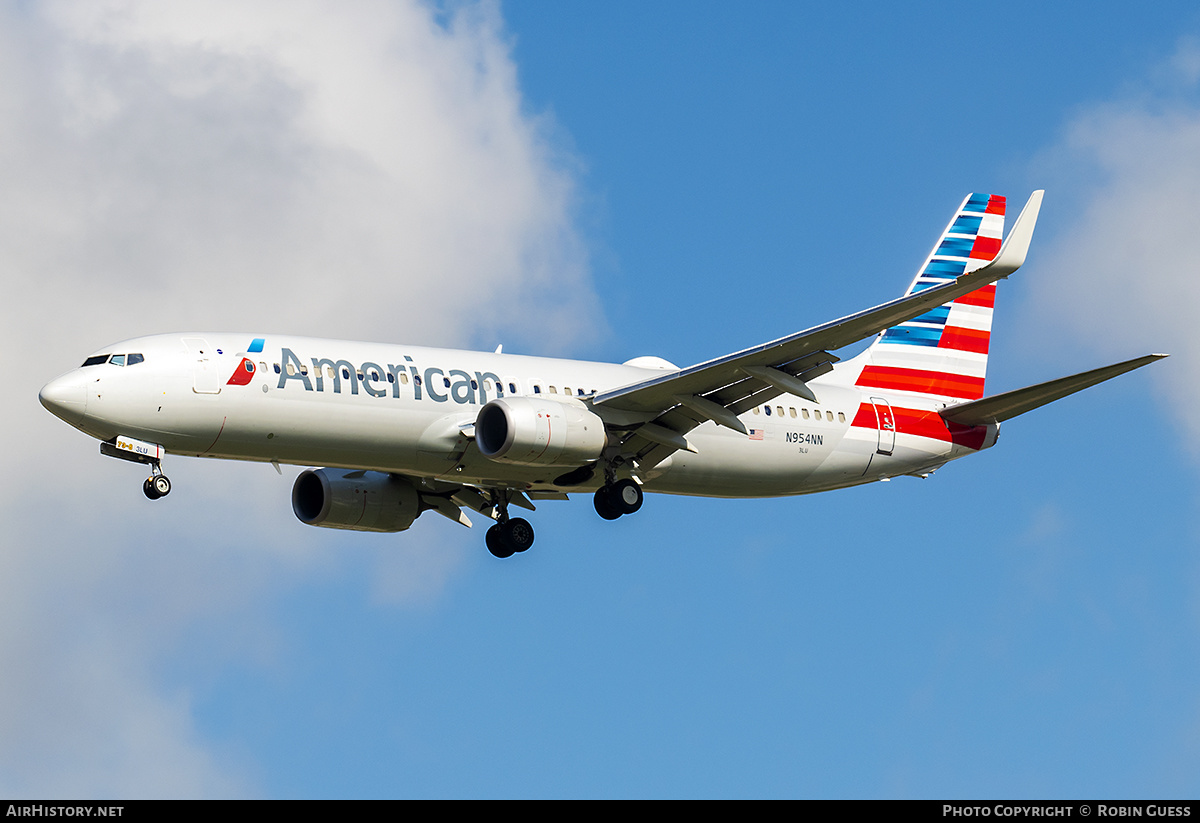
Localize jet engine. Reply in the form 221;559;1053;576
475;397;607;467
292;468;421;533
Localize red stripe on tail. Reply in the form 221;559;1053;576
938;326;990;354
968;235;1002;261
856;366;985;400
953;284;996;308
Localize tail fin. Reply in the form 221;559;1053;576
853;193;1006;402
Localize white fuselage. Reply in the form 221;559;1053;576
41;332;995;499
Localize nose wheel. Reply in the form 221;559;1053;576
143;469;172;500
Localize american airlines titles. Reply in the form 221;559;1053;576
275;347;503;406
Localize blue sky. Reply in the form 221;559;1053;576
5;0;1200;798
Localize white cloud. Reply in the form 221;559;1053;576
0;0;594;796
1028;42;1200;447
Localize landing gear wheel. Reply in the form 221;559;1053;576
503;518;535;553
611;479;643;515
595;480;642;519
485;518;535;558
151;474;172;497
593;486;622;520
486;524;515;559
143;478;161;500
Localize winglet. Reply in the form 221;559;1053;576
987;189;1043;278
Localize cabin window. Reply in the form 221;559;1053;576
801;409;810;419
826;411;834;422
326;366;335;379
341;367;350;379
509;382;517;395
259;362;267;373
549;386;558;394
789;407;797;418
837;412;846;423
753;406;760;415
764;405;772;416
299;364;308;376
273;363;281;374
533;384;541;394
387;372;395;384
286;363;296;376
776;406;784;417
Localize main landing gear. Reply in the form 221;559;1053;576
485;490;534;559
593;478;643;520
482;475;643;559
485;517;534;559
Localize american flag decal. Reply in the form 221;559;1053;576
748;428;764;441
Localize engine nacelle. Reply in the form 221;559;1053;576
291;468;421;533
475;397;607;467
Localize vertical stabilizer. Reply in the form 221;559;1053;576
853;193;1006;402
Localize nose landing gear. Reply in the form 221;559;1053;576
100;436;172;501
142;470;172;500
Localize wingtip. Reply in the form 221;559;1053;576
991;189;1044;272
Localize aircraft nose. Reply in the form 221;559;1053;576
39;370;88;425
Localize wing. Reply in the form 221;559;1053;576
590;190;1044;468
415;477;567;527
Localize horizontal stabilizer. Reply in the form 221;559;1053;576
939;354;1167;426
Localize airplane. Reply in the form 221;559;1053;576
39;190;1166;558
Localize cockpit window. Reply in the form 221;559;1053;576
81;352;145;367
